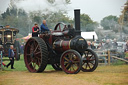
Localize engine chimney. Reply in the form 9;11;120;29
74;9;81;35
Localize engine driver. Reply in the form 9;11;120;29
40;20;50;33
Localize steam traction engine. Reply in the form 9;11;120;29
24;10;98;74
0;27;20;60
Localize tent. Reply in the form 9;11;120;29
81;31;98;41
22;33;32;42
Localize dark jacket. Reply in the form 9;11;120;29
8;48;14;58
124;44;128;52
40;24;49;32
112;42;118;49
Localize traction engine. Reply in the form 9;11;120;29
24;10;98;74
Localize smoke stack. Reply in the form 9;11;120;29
93;35;95;41
74;9;81;35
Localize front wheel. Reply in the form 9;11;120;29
81;49;98;72
60;50;82;74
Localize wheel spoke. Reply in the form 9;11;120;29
36;58;41;66
64;61;69;64
87;63;91;69
35;51;41;55
85;63;88;69
89;59;95;61
71;65;75;71
73;63;78;67
69;53;73;60
73;60;79;64
34;45;39;52
65;63;70;69
64;57;69;61
28;61;33;65
87;52;89;57
89;61;95;65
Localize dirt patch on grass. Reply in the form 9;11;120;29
0;65;128;85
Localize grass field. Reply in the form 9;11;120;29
0;55;128;85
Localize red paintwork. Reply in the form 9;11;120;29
61;41;70;51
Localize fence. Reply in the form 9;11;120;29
95;50;128;65
95;50;111;65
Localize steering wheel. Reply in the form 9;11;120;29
54;23;67;31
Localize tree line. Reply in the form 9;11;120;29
0;0;127;38
0;5;98;36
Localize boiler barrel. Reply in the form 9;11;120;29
53;36;88;53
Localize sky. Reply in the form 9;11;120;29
0;0;127;22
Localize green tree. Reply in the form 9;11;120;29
100;15;118;30
80;13;98;31
85;22;99;32
1;5;29;36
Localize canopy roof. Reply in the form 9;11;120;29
0;28;19;32
81;31;98;40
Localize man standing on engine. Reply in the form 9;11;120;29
32;23;39;37
40;20;49;32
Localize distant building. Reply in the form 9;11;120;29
81;31;98;41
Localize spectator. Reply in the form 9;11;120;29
87;41;92;49
97;42;107;65
6;45;15;69
20;44;24;54
124;40;128;52
5;25;10;28
32;23;39;37
104;39;111;49
97;42;104;50
91;42;96;50
112;38;118;49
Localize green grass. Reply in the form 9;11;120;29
1;54;128;71
111;60;127;66
125;53;128;58
2;55;54;71
0;55;128;85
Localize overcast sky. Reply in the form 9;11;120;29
0;0;127;22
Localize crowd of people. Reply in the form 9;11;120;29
87;39;128;65
87;39;128;53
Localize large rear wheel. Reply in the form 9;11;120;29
60;50;82;74
24;37;48;73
